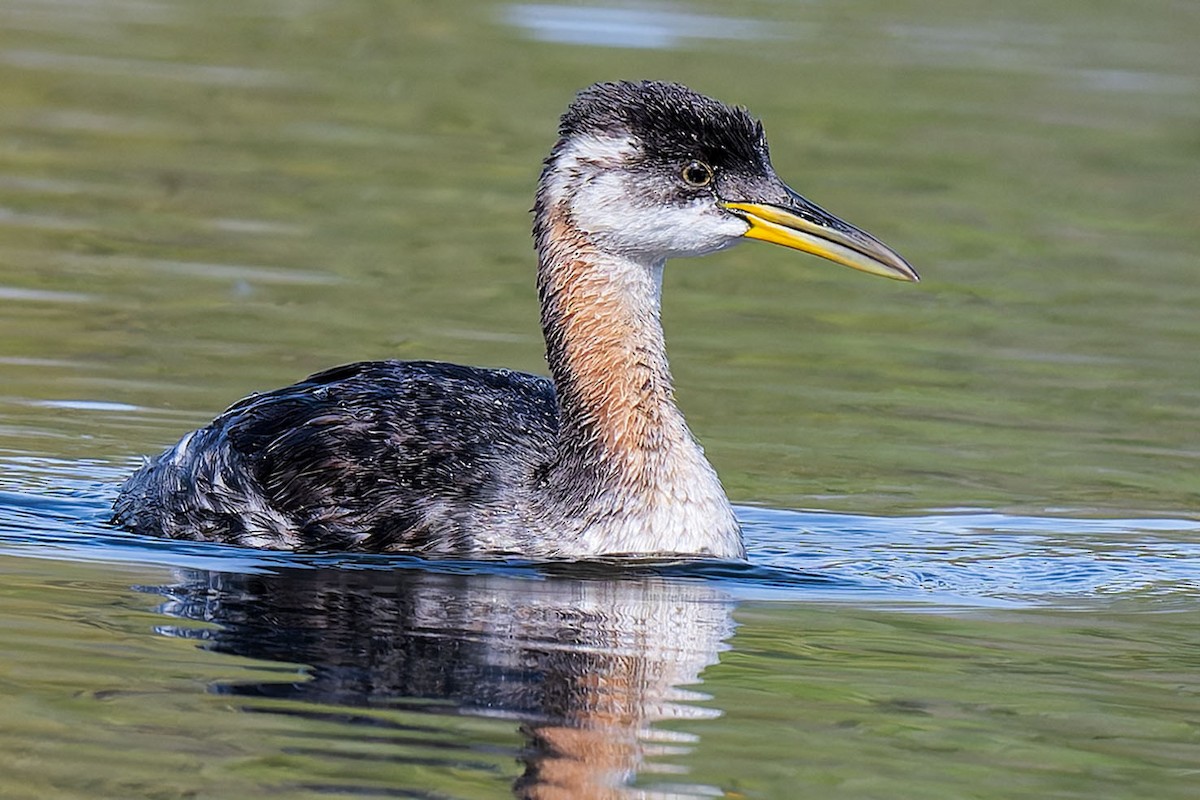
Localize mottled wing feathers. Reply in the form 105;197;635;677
224;361;559;551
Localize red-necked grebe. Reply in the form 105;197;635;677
113;81;917;559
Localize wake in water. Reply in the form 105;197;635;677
2;455;1198;607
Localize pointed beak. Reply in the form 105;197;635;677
721;185;918;282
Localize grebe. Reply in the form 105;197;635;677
113;81;917;559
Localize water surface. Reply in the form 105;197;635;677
1;0;1198;798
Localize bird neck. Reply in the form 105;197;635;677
529;156;741;557
535;201;685;467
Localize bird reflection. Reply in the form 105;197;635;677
153;565;735;798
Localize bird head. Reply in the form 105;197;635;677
538;80;917;282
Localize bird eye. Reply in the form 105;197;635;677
680;161;713;187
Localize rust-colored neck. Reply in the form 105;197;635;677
535;201;686;475
527;150;741;557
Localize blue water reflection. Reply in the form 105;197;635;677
3;456;1198;796
2;456;1197;608
503;3;773;49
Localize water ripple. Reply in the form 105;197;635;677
0;457;1196;609
1;49;292;88
503;3;776;50
0;285;93;303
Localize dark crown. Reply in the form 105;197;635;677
560;81;768;172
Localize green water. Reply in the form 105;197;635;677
1;0;1198;797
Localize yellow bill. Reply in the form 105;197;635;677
721;199;918;282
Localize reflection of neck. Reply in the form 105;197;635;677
516;725;638;800
534;200;741;556
508;578;734;799
170;570;735;800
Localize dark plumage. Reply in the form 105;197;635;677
560;81;767;172
115;362;559;553
114;80;916;558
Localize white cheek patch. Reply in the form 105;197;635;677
542;133;639;205
569;132;640;165
569;171;648;234
628;200;750;258
573;177;749;259
546;133;751;260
